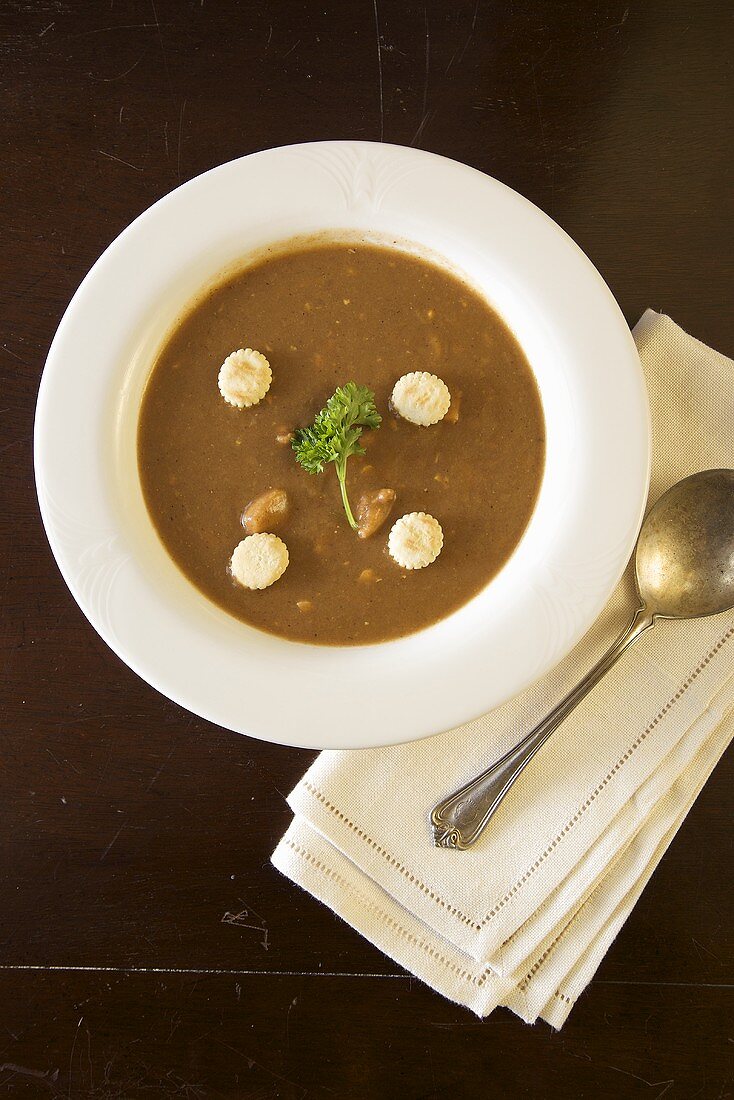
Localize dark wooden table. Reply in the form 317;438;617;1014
2;1;732;1095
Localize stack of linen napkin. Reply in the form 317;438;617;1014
273;312;734;1028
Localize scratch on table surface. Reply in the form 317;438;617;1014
285;996;297;1057
99;823;126;862
558;1038;590;1060
410;113;430;147
98;149;143;172
213;1039;308;1100
238;896;269;927
145;743;177;791
691;936;720;961
0;1064;59;1091
409;7;432;149
38;22;55;37
92;752;112;797
84;1025;93;1096
167;1015;182;1044
45;748;80;775
453;0;480;69
221;912;264;935
166;1070;205;1097
97;52;147;83
610;5;630;29
67;1016;84;1100
149;0;176;112
428;1047;437;1095
70;23;166;38
1;344;28;364
371;0;384;141
58;711;149;728
411;0;480;146
223;897;270;950
0;434;31;455
6;270;50;302
176;99;187;183
607;1064;675;1093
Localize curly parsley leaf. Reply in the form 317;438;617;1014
292;383;382;529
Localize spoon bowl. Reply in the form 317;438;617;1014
636;469;734;620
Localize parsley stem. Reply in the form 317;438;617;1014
337;460;358;530
292;383;380;531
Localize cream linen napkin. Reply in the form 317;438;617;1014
272;312;734;1026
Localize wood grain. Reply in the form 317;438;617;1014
1;0;731;1095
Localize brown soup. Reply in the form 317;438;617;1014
138;241;545;644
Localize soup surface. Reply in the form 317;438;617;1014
138;241;545;644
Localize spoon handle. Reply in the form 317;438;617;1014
430;607;656;849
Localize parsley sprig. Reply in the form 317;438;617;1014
292;383;382;529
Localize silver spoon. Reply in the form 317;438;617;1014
431;469;734;850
